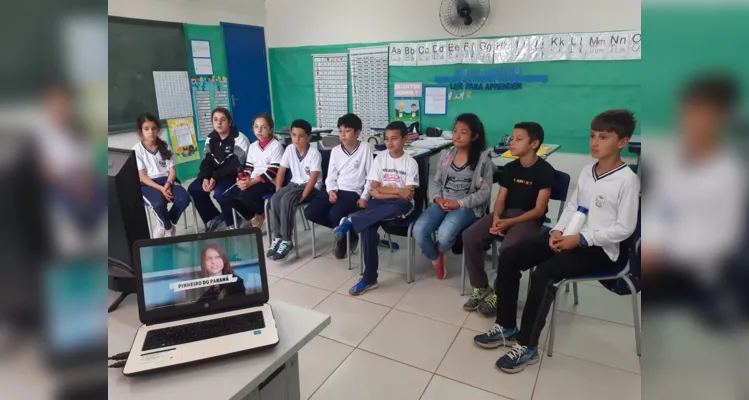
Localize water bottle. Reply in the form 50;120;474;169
563;206;589;236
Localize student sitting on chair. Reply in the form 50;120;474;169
413;113;493;280
266;119;323;261
473;110;640;374
334;121;419;296
304;113;372;259
188;107;250;232
134;113;190;238
462;122;555;317
230;113;284;229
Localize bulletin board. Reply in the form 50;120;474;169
269;38;641;154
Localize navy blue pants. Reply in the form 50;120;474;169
188;176;237;227
230;180;275;221
142;177;190;230
352;199;413;284
304;190;361;228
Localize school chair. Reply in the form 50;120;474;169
547;203;642;357
144;197;199;237
459;170;571;296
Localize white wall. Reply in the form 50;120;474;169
108;0;266;26
265;0;640;48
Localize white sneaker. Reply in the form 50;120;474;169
164;227;175;237
153;226;166;238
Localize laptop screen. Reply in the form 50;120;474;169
138;233;263;311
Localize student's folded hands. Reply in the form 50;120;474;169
357;199;368;208
550;234;579;252
236;177;251;191
328;191;338;203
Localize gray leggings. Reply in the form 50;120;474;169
270;183;317;241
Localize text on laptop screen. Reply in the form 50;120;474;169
139;235;262;311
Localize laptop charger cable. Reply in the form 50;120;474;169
108;351;130;369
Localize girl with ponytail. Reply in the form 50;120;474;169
134;113;191;238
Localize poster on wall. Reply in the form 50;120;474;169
394;100;420;124
389;43;404;66
389;30;641;66
167;117;200;164
402;43;417;66
350;46;389;135
153;71;194;120
313;53;349;130
424;86;447;115
190;76;231;140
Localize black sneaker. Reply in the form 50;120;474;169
349;233;359;254
333;238;346;259
463;287;493;311
273;241;294;261
267;238;282;258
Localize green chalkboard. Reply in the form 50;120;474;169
108;17;188;133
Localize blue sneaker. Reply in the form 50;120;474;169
348;279;378;296
333;217;353;242
496;343;539;373
473;324;519;349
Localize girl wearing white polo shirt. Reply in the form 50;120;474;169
134;113;190;238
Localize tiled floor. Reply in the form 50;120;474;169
151;152;641;400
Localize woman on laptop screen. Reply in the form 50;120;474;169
197;244;245;302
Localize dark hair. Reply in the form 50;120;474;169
513;122;545;150
290;119;312;135
337;113;362;132
136;113;172;160
253;112;275;131
590;109;637;139
455;113;487;169
681;73;739;112
385;121;408;137
211;107;234;127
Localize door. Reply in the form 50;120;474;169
221;23;272;141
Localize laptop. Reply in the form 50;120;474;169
123;228;279;376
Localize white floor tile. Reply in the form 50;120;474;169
436;328;540;400
420;376;511;400
394;281;470;327
554;283;640;327
266;275;281;286
284;257;360;291
269;279;331;310
298;336;354;400
264;252;312;278
310;349;431;400
336;270;412;307
548;311;640;374
359;309;459;372
533;352;640;400
313;293;390;347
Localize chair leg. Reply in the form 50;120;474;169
264;200;272;239
547;280;566;357
311;222;317;258
387;233;394;252
145;208;153;238
299;208;310;231
293;218;299;259
460;252;466;296
491;242;497;270
191;201;199;233
347;230;352;270
623;276;641;356
573;282;579;305
565;284;570;293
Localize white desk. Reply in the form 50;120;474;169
374;137;454;160
108;292;330;400
491;144;562;167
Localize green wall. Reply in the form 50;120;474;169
175;24;230;181
269;39;641;154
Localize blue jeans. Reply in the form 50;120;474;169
413;203;476;261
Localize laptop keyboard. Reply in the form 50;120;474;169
142;311;265;351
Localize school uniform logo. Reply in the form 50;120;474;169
304;166;311;175
264;157;271;164
353;160;361;169
158;159;167;167
595;194;605;208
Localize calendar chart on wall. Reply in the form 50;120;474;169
312;54;349;130
349;46;389;137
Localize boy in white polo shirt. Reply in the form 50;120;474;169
473;109;640;374
267;119;323;261
333;121;419;295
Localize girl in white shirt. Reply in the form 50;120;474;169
134;113;190;238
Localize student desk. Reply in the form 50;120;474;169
108;292;330;400
490;144;562;167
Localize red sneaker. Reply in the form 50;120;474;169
432;251;446;280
